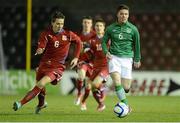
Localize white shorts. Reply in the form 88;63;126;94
108;55;133;79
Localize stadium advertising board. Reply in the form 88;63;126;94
0;70;59;95
0;70;180;95
60;71;180;96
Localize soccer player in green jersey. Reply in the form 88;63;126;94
102;4;141;113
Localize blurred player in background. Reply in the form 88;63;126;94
74;16;96;105
13;10;81;114
102;4;141;113
80;18;108;111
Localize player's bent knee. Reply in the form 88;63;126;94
36;82;45;89
78;73;86;81
78;77;85;81
92;83;100;89
123;85;130;93
85;83;91;89
78;70;86;79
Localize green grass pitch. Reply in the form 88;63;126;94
0;95;180;122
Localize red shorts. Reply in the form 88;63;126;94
36;62;65;85
77;62;93;78
89;67;109;81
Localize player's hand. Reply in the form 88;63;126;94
35;48;44;55
70;57;78;69
106;52;112;60
134;61;141;68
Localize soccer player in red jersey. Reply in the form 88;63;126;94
13;10;81;114
74;16;96;105
80;19;109;111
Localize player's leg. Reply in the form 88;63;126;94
37;87;46;107
120;58;133;114
91;76;106;111
121;79;133;115
33;68;48;114
35;69;47;112
35;68;64;114
80;79;91;110
121;58;133;93
75;63;92;105
110;72;128;105
75;68;87;105
35;87;48;114
13;75;52;111
121;78;131;93
108;55;128;105
99;68;108;102
100;81;107;102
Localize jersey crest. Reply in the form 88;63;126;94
62;35;67;41
126;28;132;33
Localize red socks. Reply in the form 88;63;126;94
76;79;83;96
100;85;106;102
93;89;102;105
37;87;46;107
20;86;41;105
81;88;90;103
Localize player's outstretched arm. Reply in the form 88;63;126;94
70;31;82;58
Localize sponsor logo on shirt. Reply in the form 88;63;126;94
112;29;118;32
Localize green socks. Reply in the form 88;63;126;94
115;85;128;105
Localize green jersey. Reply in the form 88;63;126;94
102;21;141;62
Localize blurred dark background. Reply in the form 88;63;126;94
0;0;180;70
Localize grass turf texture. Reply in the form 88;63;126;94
0;95;180;122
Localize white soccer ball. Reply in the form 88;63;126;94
113;102;129;118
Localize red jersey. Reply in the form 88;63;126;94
79;30;96;53
82;35;108;69
37;26;81;67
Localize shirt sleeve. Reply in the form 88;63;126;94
37;31;48;49
133;27;141;62
70;31;82;58
102;27;110;55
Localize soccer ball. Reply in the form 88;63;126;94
113;102;129;118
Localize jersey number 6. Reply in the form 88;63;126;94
54;41;60;48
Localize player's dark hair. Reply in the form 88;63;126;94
82;16;93;21
116;4;129;14
51;10;65;22
95;18;106;26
